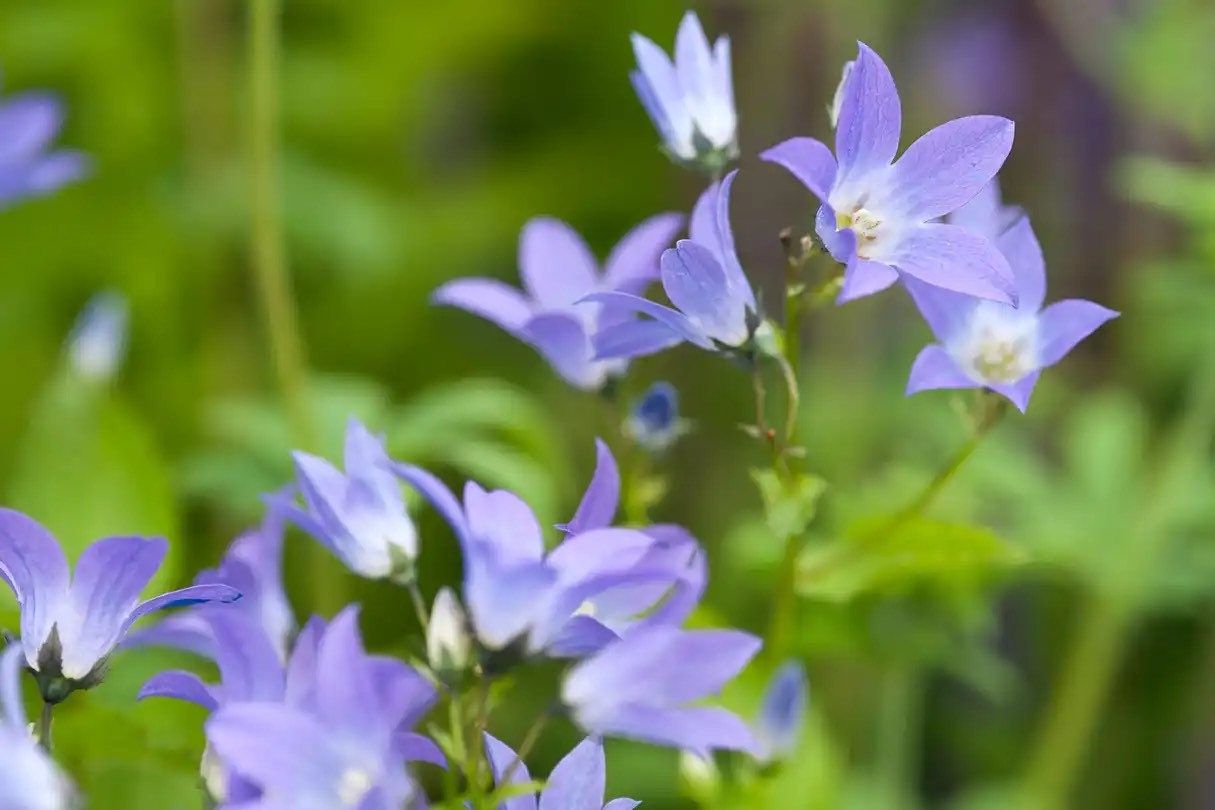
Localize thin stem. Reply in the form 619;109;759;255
874;664;925;807
766;525;801;661
38;701;53;752
407;580;430;629
496;709;551;788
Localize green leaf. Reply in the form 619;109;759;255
7;372;180;587
752;469;828;540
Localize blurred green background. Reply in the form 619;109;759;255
1;0;1215;807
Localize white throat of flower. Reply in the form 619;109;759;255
835;206;885;258
952;305;1038;384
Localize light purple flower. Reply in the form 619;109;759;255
286;418;418;581
0;644;73;810
395;440;703;659
584;172;758;358
182;607;438;809
562;623;760;757
0;508;239;698
631;11;737;171
484;733;639;810
905;189;1118;412
434;213;684;389
753;661;808;764
67;291;127;382
761;43;1017;304
0;86;88;207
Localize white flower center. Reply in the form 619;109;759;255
338;767;374;806
836;206;884;258
954;306;1038;384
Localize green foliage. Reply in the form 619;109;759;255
751;468;827;540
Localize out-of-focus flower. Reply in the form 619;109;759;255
434;213;684;389
630;11;738;173
761;43;1017;304
562;624;760;757
396;440;703;660
287;418;418;582
0;644;73;810
484;733;639;810
585;172;758;358
0;85;88;207
753;661;808;765
0;508;239;701
905;187;1118;412
426;587;471;677
625;381;689;452
66;291;127;382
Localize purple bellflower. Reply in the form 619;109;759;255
0;83;88;207
625;381;690;452
484;733;639;810
396;440;704;661
753;661;808;765
585;172;759;359
0;508;239;701
905;184;1118;412
0;644;74;810
761;43;1018;304
561;623;761;757
434;213;684;390
287;418;419;582
631;11;737;173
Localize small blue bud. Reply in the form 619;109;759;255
754;661;808;764
626;382;687;452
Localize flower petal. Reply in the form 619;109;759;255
892;223;1016;304
463;483;544;565
432;278;533;337
989;371;1041;413
396;731;446;767
996;215;1046;312
948;180;1020;241
523;312;605;390
0;93;64;163
603;212;685;293
903;276;978;344
591;318;685;361
882;115;1014;222
837;256;899;304
688;171;755;310
0;509;69;666
835;43;902;183
539;737;605;810
137;670;219;711
580;291;711;349
1036;299;1119;368
591;704;757;758
392;463;471;553
562;439;620;535
520;218;600;308
905;345;980;395
760;137;837;202
630;34;693;156
1;644;28;728
124;584;242;635
484;733;539;810
661;240;749;346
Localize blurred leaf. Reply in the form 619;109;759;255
752;468;828;540
8;371;180;586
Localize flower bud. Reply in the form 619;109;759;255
427;588;471;676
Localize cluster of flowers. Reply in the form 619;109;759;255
0;8;1116;809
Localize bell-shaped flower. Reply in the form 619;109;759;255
761;43;1017;304
631;11;737;173
752;661;808;765
426;587;472;677
395;440;703;660
585;172;759;358
561;624;760;757
905;197;1117;412
625;381;690;452
0;644;74;810
0;84;88;207
287;418;419;582
66;291;127;382
484;733;639;810
0;508;239;701
434;213;683;389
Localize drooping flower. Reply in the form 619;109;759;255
624;381;689;452
761;43;1018;304
0;644;74;810
128;494;295;661
561;624;761;757
286;418;418;582
66;291;127;382
0;508;240;702
395;440;704;660
433;213;684;389
585;171;759;358
0;84;88;207
753;661;808;765
484;733;639;810
630;11;737;173
905;191;1118;412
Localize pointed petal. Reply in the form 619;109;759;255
893;223;1016;305
591;319;684;361
463;483;544;564
661;241;749;346
760;137;837;202
206;610;284;702
539;737;605;810
393;463;470;551
522;313;605;390
0;509;69;665
562;439;621;535
396;731;446;767
815;204;854;263
754;662;809;763
124;584;242;635
466;554;556;650
990;371;1041;413
903;276;978;344
580;291;711;349
905;345;981;396
603;212;685;292
883;116;1014;222
0;94;64;163
520;218;600;308
137;670;219;711
547;616;620;658
1;644;28;728
1036;299;1118;367
591;704;757;758
835;43;901;182
630;33;693;156
432;278;533;336
837;256;899;304
604;801;642;810
995;216;1046;312
688;172;754;310
948;180;1019;241
484;733;539;810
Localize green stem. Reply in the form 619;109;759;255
407;580;430;629
494;710;551;791
38;701;53;752
874;664;925;808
